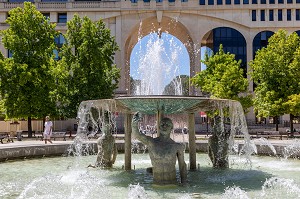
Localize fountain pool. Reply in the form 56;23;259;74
1;153;300;199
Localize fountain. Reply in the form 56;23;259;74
74;95;257;185
72;30;257;185
1;27;300;198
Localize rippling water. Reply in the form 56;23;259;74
1;153;300;199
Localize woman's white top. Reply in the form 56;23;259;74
44;121;53;135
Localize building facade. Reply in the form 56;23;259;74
0;0;299;124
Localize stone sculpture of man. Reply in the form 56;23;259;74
132;112;187;185
208;115;230;168
89;112;117;168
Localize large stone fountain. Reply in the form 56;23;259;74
76;95;254;185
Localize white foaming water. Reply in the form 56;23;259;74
261;177;300;198
128;184;148;199
130;30;188;95
255;137;277;155
283;139;300;159
222;186;250;199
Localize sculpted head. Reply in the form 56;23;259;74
159;118;173;136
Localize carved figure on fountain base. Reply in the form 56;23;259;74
95;134;117;168
208;116;230;168
89;112;117;168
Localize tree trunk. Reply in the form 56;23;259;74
290;114;294;137
27;116;32;138
275;116;279;131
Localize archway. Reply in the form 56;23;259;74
129;32;190;96
124;16;194;95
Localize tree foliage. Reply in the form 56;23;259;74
0;2;58;131
283;94;300;116
249;30;300;118
58;15;120;118
191;45;252;111
163;75;190;96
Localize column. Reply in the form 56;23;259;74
188;113;197;170
124;113;132;170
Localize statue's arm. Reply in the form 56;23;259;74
177;145;187;184
131;112;149;145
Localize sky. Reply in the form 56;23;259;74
130;32;212;82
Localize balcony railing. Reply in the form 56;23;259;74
0;0;298;11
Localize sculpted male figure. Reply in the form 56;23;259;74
208;116;229;168
89;112;117;168
132;113;187;185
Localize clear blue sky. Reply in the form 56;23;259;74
130;32;212;82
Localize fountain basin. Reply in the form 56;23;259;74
81;96;238;115
1;139;300;161
1;153;300;199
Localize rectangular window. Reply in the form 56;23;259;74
297;0;300;3
42;0;67;1
252;0;257;3
58;13;67;23
42;13;50;19
55;34;65;48
261;0;266;3
54;50;59;60
54;34;65;60
225;0;231;4
200;0;205;5
8;0;34;2
297;9;300;20
8;49;13;58
261;10;265;21
287;9;292;21
287;0;292;3
234;0;240;4
278;9;283;21
243;0;249;4
252;10;257;21
269;10;274;21
208;0;214;4
278;0;284;3
269;0;275;3
217;0;222;4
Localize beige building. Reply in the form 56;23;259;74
0;0;299;126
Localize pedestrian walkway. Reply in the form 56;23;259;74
0;140;74;149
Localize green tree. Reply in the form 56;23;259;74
0;2;59;137
163;75;190;96
58;15;120;118
283;94;300;116
191;45;252;111
130;77;140;95
249;30;300;132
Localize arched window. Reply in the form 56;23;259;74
252;31;274;59
212;27;247;76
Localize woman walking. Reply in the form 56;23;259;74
44;116;53;144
